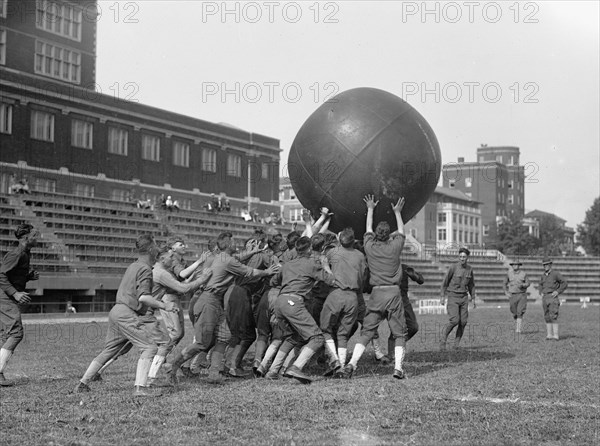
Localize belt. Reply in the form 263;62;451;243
372;285;398;289
204;290;225;299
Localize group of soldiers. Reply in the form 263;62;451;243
0;197;569;395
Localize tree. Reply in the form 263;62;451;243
577;197;600;256
495;215;540;255
537;213;567;256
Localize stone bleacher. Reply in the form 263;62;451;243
0;191;290;312
517;256;600;302
1;191;599;313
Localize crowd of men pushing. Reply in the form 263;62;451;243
0;195;568;395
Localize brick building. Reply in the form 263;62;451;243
442;145;525;246
0;0;281;214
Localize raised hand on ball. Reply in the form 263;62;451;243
392;197;406;213
363;194;379;209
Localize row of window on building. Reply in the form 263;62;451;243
2;1;85;81
0;31;81;82
449;176;521;190
438;212;479;227
437;228;480;244
0;103;276;179
0;1;88;42
478;154;519;166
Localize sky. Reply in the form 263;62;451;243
95;0;599;229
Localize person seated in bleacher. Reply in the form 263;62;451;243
65;301;77;315
211;194;220;212
241;207;252;222
137;198;152;210
9;177;30;195
165;196;174;211
8;174;19;194
19;178;31;194
158;194;167;210
224;199;231;212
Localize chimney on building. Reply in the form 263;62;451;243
458;157;465;163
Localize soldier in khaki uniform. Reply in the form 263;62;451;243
503;260;530;333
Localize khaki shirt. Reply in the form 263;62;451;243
504;269;530;294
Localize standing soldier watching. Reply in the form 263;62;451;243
503;259;530;333
0;224;40;386
539;257;568;341
439;247;476;351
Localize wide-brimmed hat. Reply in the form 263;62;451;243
509;260;523;265
542;257;553;265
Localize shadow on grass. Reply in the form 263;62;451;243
407;349;515;377
555;334;584;340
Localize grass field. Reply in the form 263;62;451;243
1;304;599;446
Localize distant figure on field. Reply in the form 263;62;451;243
539;257;568;341
440;247;476;350
504;259;530;333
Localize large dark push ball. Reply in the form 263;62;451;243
288;87;441;236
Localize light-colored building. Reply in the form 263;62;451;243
405;186;482;250
525;209;575;251
521;216;540;238
279;177;306;224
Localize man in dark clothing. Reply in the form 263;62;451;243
264;236;336;383
539;257;568;340
0;224;40;386
167;232;278;385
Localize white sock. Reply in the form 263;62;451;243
372;339;384;359
0;348;13;373
81;360;103;384
268;348;288;374
134;357;153;387
282;348;298;371
349;343;366;367
147;355;165;379
338;347;347;365
324;339;338;362
293;347;316;369
552;323;559;339
394;346;405;371
261;340;282;369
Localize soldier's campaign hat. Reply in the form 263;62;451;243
542;257;553;265
509;259;523;265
